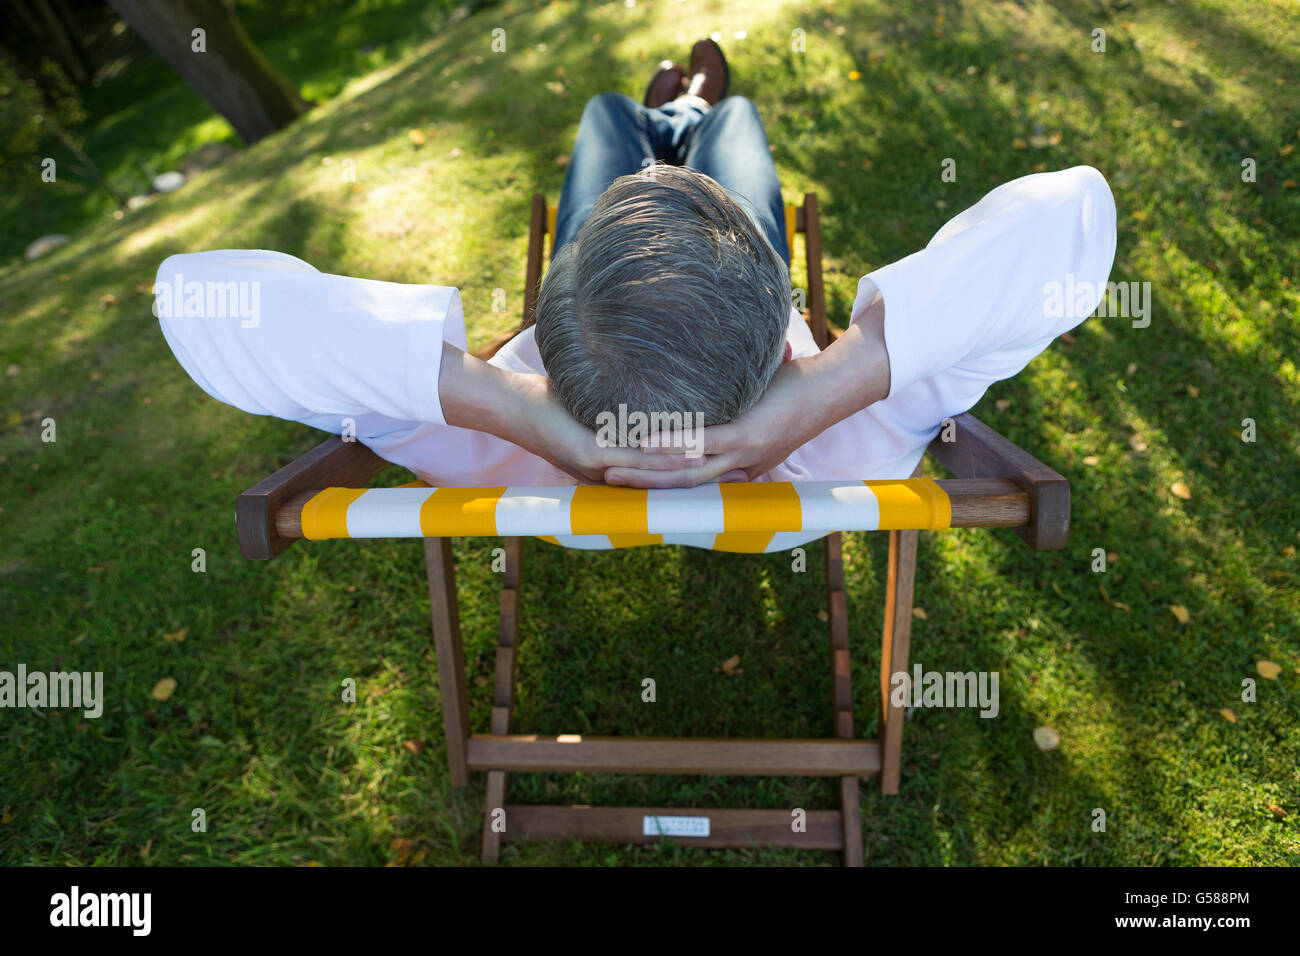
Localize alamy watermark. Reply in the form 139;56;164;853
1043;274;1151;328
890;664;1000;718
1;665;103;719
50;886;150;936
595;403;705;458
153;273;261;328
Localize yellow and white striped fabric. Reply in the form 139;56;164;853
299;478;951;554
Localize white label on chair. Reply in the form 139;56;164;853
642;815;710;838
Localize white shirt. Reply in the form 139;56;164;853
156;165;1116;490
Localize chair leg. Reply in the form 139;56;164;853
482;536;525;862
879;528;919;795
824;532;863;866
425;537;470;788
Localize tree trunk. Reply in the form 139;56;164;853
106;0;309;145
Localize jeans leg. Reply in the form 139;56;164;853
554;93;659;254
680;96;789;265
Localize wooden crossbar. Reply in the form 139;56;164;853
466;736;882;776
504;806;846;851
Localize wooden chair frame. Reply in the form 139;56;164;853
235;193;1070;866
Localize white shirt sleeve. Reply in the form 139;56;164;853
775;165;1117;482
865;165;1117;396
155;249;577;486
156;249;464;429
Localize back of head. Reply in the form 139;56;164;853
534;164;791;430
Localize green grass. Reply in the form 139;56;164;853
1;0;1298;866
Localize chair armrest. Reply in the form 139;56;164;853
926;413;1070;550
236;436;390;560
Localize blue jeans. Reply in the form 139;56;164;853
553;92;790;266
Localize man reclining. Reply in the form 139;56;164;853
157;40;1117;509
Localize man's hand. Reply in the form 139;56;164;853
509;372;708;483
605;286;892;488
604;355;830;487
439;342;707;483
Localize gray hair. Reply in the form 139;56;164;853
534;164;791;429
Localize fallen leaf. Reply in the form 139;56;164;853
1169;605;1190;624
150;677;177;701
816;608;829;622
912;607;928;620
1126;362;1138;376
402;739;425;754
720;654;740;675
408;129;425;145
1266;804;1288;818
1218;707;1238;723
1100;584;1131;611
163;627;187;643
1171;481;1192;500
1058;331;1076;344
140;838;152;859
1131;210;1147;221
1186;384;1200;398
1256;660;1282;680
1282;546;1295;556
1106;551;1119;563
0;806;10;824
1033;726;1060;751
1012;137;1028;149
994;398;1011;410
1083;455;1100;466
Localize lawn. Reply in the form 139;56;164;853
1;0;1297;866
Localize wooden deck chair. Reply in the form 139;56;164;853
235;193;1070;866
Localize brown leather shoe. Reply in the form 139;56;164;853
644;60;687;108
684;38;729;104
